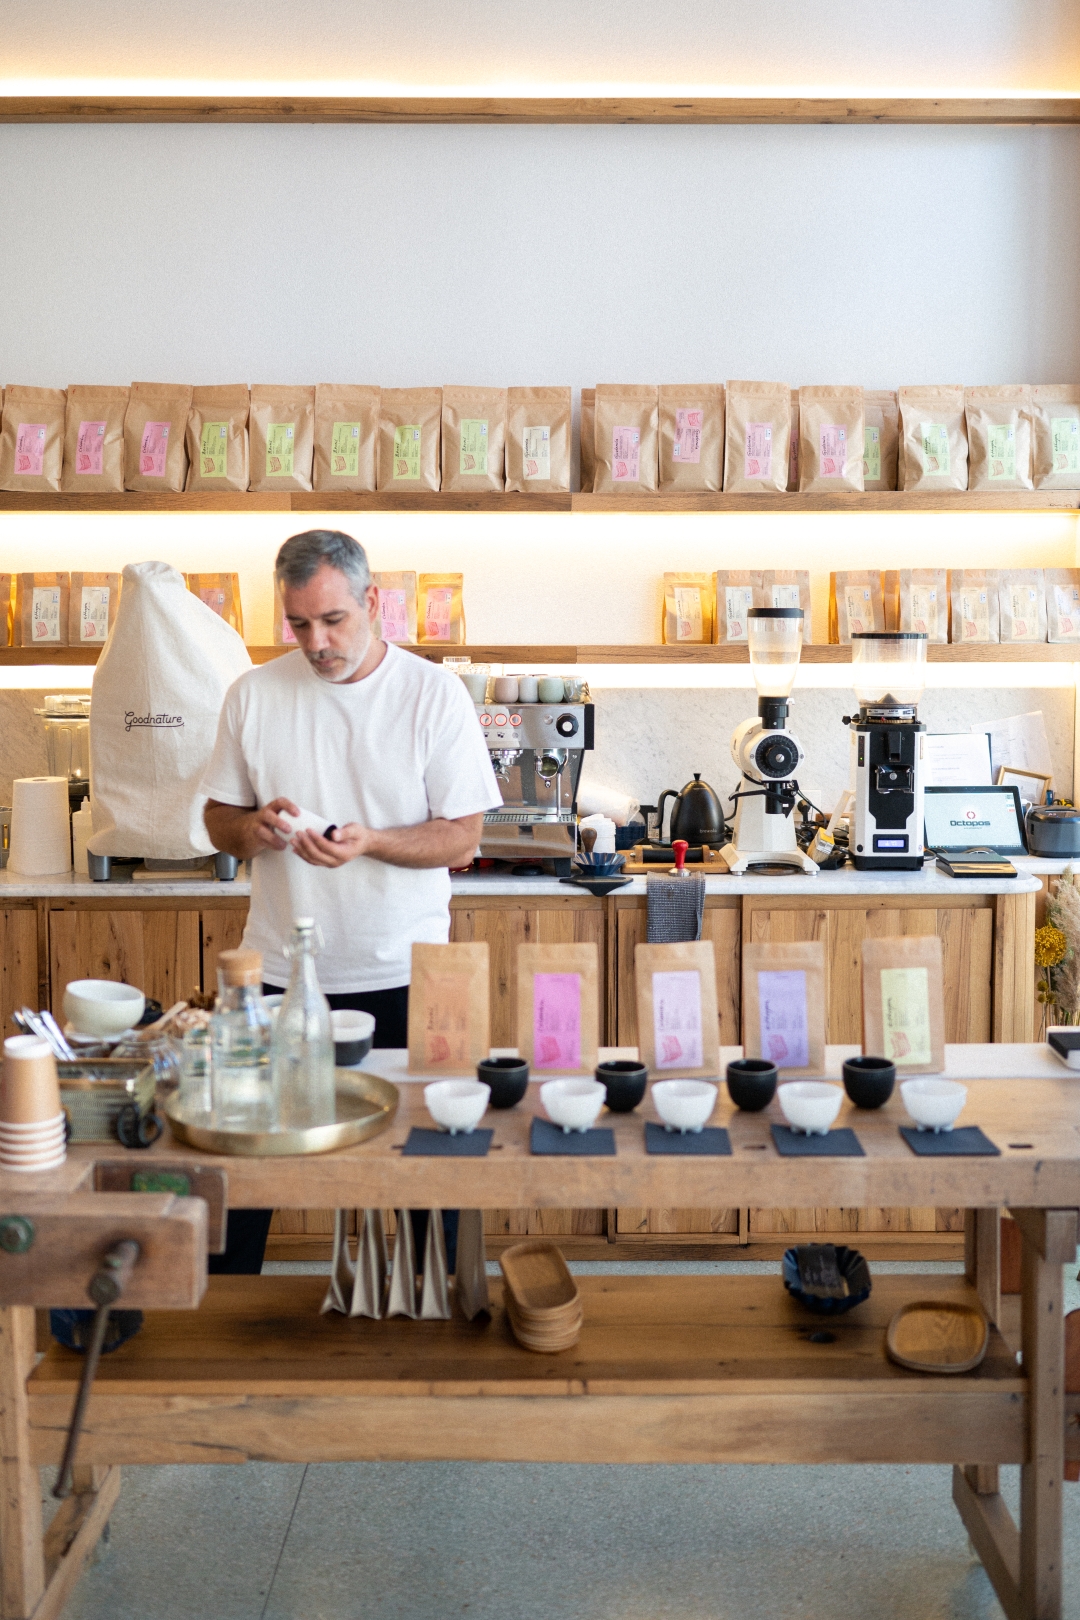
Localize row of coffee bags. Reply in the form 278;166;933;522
829;568;1080;644
662;571;813;644
0;385;571;495
580;383;1080;494
0;572;247;646
273;572;466;646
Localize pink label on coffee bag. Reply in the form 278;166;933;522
818;424;847;477
14;424;46;477
424;587;452;641
199;588;226;616
379;588;408;643
612;426;640;482
281;618;297;644
75;420;106;476
651;970;704;1070
672;409;702;464
744;422;772;480
140;420;170;477
533;972;582;1070
756;969;810;1069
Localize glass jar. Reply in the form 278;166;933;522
177;1024;212;1117
272;919;336;1130
211;948;274;1131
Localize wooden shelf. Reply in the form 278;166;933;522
4;95;1080;126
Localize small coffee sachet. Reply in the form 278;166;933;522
407;943;490;1074
517;942;600;1077
123;382;192;491
658;385;725;492
312;384;379;493
634;941;720;1080
998;569;1047;644
505;386;572;493
1045;567;1080;643
185;573;244;637
1032;385;1080;490
185;385;250;492
798;385;864;493
248;385;315;493
757;570;812;639
965;385;1034;492
723;380;791;494
861;935;945;1074
372;571;418;645
441;386;507;493
13;573;70;647
882;569;948;642
948;569;1000;644
578;388;596;492
863;390;899;491
714;571;761;643
829;570;884;642
898;385;968;491
60;386;129;493
662;573;714;644
68;572;119;646
742;941;826;1079
417;573;465;644
377;387;442;491
0;386;66;492
593;385;659;495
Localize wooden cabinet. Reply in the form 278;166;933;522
450;893;607;1045
48;906;202;1015
201;907;250;991
0;908;41;1038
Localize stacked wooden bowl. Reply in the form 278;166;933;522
499;1239;582;1353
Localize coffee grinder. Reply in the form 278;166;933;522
845;632;927;870
720;607;818;876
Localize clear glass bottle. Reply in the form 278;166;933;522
211;948;275;1131
178;1024;212;1117
273;918;336;1129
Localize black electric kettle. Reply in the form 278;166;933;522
656;774;724;847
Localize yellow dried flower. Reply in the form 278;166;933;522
1035;924;1068;968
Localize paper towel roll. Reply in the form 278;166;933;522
8;777;71;876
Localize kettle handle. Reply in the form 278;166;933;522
656;789;677;845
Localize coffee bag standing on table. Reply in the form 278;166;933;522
714;571;761;643
123;382;192;492
593;385;659;495
658;385;724;492
185;573;244;637
185;385;250;492
787;391;799;490
966;385;1034;491
662;573;714;645
1033;386;1080;489
898;385;968;491
0;386;66;492
312;384;379;493
248;385;315;493
998;569;1047;644
441;386;507;493
13;574;70;648
635;941;721;1080
68;572;119;647
517;942;600;1078
407;943;490;1074
377;388;442;492
948;569;1000;644
372;571;418;645
829;571;884;642
417;573;465;645
757;570;813;639
505;386;572;494
882;569;947;641
798;386;864;493
579;388;595;492
863;390;899;490
723;381;791;494
1044;568;1080;643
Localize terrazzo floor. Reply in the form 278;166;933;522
54;1260;1080;1620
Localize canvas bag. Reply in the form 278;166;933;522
87;561;252;860
863;390;899;491
723;381;791;494
123;382;192;491
377;388;442;491
312;384;379;492
441;386;507;492
798;386;864;493
60;386;129;493
248;385;315;493
898;385;968;491
1033;385;1080;490
593;385;659;495
0;386;66;492
505;386;572;493
658;385;725;492
965;385;1034;492
185;385;249;492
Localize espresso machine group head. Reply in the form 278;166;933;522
845;632;928;871
720;607;819;876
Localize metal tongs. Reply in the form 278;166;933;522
14;1007;78;1062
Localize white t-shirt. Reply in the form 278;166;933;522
201;644;500;992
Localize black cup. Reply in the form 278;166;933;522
725;1058;778;1112
842;1055;896;1110
477;1056;529;1109
596;1059;648;1113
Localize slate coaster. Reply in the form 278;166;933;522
402;1127;493;1157
645;1122;731;1156
530;1118;616;1156
900;1125;1000;1157
771;1125;865;1158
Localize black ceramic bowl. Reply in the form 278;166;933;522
477;1056;529;1109
842;1055;896;1110
331;1010;375;1067
596;1059;648;1112
725;1058;778;1112
782;1244;872;1316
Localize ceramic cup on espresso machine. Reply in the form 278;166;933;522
475;689;594;875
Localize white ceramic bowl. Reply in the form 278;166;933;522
777;1081;844;1135
540;1078;606;1134
901;1078;967;1133
63;979;145;1038
424;1079;490;1135
651;1080;718;1134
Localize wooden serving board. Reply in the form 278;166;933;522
621;855;731;874
885;1299;989;1373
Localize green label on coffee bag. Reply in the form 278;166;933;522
199;422;228;479
266;423;295;478
459;419;489;476
1052;416;1080;474
987;423;1015;481
331;421;361;477
393;425;421;480
863;425;881;483
920;423;950;476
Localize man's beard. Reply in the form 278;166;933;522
305;642;366;682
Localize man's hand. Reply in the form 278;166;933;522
291;813;484;871
204;798;300;861
291;824;371;868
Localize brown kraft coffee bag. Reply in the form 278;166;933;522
579;388;595;492
417;573;465;644
658;385;725;492
1044;568;1080;643
635;941;720;1080
998;569;1047;643
742;941;826;1079
1032;385;1080;489
948;569;1000;644
248;385;315;493
829;571;884;642
186;573;244;637
723;381;791;494
372;571;419;645
898;385;968;491
798;386;864;493
593;385;659;495
882;569;948;642
0;386;66;492
505;386;572;493
407;943;491;1073
60;386;129;493
441;386;507;493
714;571;761;643
123;382;192;491
312;385;379;493
662;573;714;644
13;573;70;646
68;572;120;646
966;385;1033;491
757;571;813;640
517;942;600;1077
377;388;442;491
863;390;899;491
787;391;799;490
185;385;250;491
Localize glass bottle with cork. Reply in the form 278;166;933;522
273;918;336;1129
211;948;275;1130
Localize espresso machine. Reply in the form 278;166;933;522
720;607;819;875
845;632;927;870
476;698;594;874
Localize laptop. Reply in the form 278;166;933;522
923;785;1027;877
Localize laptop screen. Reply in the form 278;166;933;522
923;786;1027;854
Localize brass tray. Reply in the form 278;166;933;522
164;1069;398;1157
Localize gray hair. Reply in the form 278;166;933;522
275;530;372;603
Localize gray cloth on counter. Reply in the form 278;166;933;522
646;872;705;942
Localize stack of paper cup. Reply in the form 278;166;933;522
8;777;71;876
0;1037;66;1172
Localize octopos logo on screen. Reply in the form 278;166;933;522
950;808;990;828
